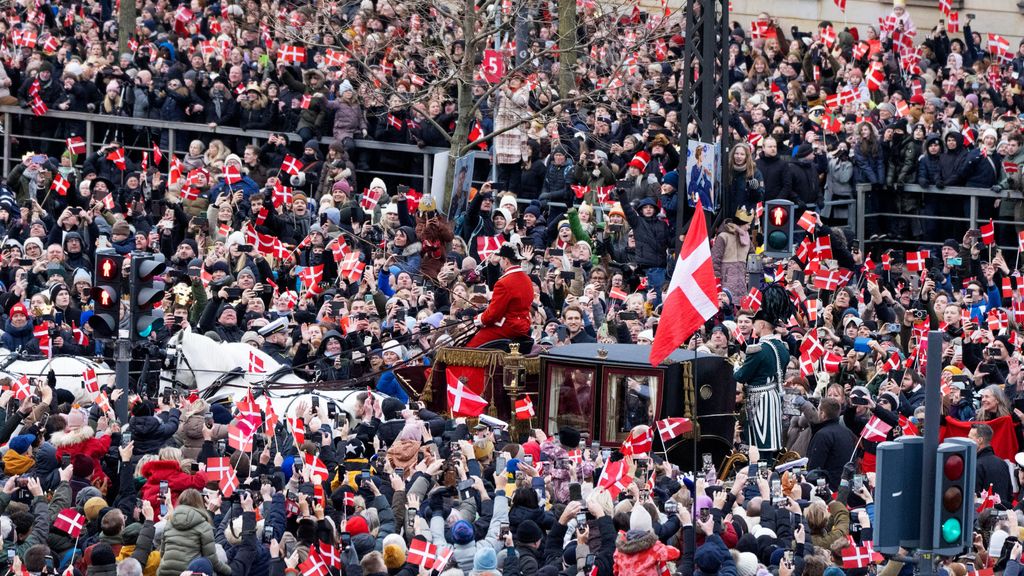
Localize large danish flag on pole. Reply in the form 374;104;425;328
649;199;718;366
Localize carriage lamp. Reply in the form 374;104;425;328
503;343;524;435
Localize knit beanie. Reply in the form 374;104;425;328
382;534;407;570
84;497;107;521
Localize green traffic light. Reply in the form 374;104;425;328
767;230;789;250
942;518;962;543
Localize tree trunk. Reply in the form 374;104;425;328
557;0;577;98
444;0;480;212
118;0;136;55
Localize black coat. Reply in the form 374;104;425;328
806;417;856;489
976;445;1013;505
939;133;969;186
757;154;792;202
621;197;671;269
130;410;181;456
787;156;821;210
917;140;943;187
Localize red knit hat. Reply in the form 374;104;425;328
628;150;651;171
9;302;27;318
346;515;369;536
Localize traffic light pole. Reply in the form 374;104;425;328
917;330;945;576
114;334;131;422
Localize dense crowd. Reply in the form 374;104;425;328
1;0;1024;575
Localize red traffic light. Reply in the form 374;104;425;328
943;454;964;480
97;256;119;281
769;206;789;227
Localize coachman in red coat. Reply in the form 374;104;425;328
466;238;533;347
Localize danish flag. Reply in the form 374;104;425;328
220;468;240;499
989;34;1010;59
106;147;127;170
298;265;323;292
227;421;254;452
408;539;444;570
841;539;882;569
796;211;818;234
324;48;348;67
822;351;843;373
95;391;111;415
649;199;717;366
656;417;693;442
946;11;960;33
938;0;951;16
881;351;902;373
272;183;294;208
980;219;995;245
66;137;86;155
280;155;303;176
277;44;307;63
53;509;86;538
741;287;762;312
609;287;628;301
906;250;928;272
446;369;488;417
51;174;70;197
621;427;653;456
867;63;885;92
318;542;341;569
800;329;826;362
514;396;535;419
249;350;266;374
11;376;31;402
304;452;329;482
327;237;351;262
223;164;242;185
180;187;200;201
750;20;770;39
360;188;382;211
30;96;48;117
206;457;232;481
83;367;99;394
820;25;837;47
861;416;892;442
476;235;503;261
596;460;633;498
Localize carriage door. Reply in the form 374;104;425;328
544;363;596;439
600;368;662;446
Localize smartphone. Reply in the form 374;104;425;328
947;257;963;266
457;479;474;500
560;271;575;280
17;258;33;266
496;453;508;473
237;245;253;253
472;285;487;294
191;462;199;473
576;511;587;533
44;556;53;571
226;287;242;299
665;500;678;513
852;474;864;492
524;454;534;465
699;508;710;522
340;533;352;549
61;453;71;467
160;480;169;495
784;551;794;566
499;522;509;539
619;311;639;321
31;155;46;164
569;483;582;501
263;525;274;543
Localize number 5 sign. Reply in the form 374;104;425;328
481;50;505;83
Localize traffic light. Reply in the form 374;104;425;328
932;438;976;555
129;252;166;342
88;250;123;340
762;199;795;259
874;435;923;552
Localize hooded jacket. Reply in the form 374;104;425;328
52;425;111;482
129;410;181;456
613;530;681;576
886;134;921;186
917;135;944;187
138;460;208;511
620;196;670;269
158;505;233;576
939;131;969;186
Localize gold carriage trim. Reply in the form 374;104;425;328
433;348;540;375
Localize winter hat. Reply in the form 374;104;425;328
211;403;233;425
982;128;999;142
66;407;88;430
72;268;91;285
558;426;581;449
609;203;625;218
382;534;407;569
369;177;387;193
8;434;34;455
735;551;759;576
516;520;543;544
76;487;101;508
188;557;214;576
823;567;846;576
473;547;497;571
346;515;369;536
630;504;653;533
89;544;116;569
524;204;541;218
794;143;814;158
696;543;725;573
452;520;475;545
628;150;651;171
111;220;132;237
9;302;27;319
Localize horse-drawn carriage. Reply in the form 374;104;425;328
403;343;738;470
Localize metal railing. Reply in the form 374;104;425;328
0;105;464;194
855;183;1024;251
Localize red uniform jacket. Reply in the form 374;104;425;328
467;265;533;347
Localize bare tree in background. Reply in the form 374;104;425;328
252;0;688;207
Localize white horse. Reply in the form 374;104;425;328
161;327;387;421
0;349;114;398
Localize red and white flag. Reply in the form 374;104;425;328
621;426;653;456
980;219;995;245
277;44;307;63
53;509;86;538
82;367;98;394
841;540;882;569
476;235;503;261
249;350;265;374
206;456;232;481
906;250;928;272
862;416;893;441
446;368;488;417
304;452;329;482
408;539;447;570
514;396;535;420
656;417;693;442
596;460;633;498
280;155;303;176
741;287;762;312
649;200;717;366
50;173;70;196
106;147;127;170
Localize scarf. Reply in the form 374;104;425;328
3;450;34;475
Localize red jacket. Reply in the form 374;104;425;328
613;531;680;576
138;460;209;510
477;265;532;334
52;426;112;481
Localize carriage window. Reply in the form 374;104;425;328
602;370;660;444
545;364;595;438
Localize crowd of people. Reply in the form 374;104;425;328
1;0;1024;574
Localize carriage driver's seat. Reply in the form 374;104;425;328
475;336;536;353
